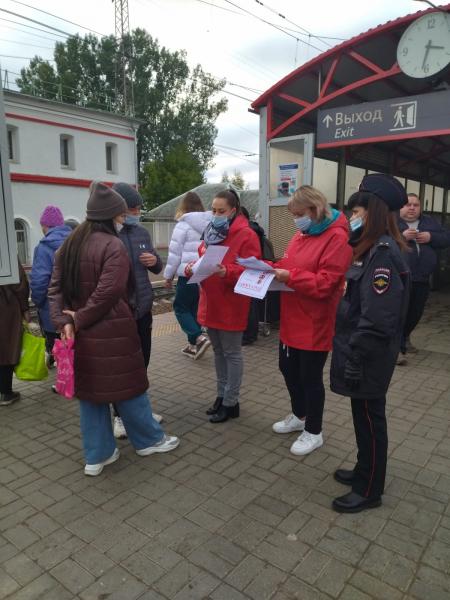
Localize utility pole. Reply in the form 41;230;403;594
112;0;134;116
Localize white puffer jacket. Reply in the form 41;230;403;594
163;211;212;280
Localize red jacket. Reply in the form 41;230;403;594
197;215;261;331
275;212;352;351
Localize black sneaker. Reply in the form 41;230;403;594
0;392;20;406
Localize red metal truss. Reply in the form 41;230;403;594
256;3;450;141
268;61;400;140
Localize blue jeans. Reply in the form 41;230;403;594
173;276;202;345
79;392;164;464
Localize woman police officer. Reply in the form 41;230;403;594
330;173;410;513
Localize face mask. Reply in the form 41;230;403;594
211;215;229;228
115;222;124;233
350;216;364;232
125;215;140;226
294;215;312;232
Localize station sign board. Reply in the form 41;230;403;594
317;89;450;148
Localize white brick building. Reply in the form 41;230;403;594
5;90;140;265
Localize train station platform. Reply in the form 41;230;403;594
0;292;449;600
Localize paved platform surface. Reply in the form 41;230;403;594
1;293;449;600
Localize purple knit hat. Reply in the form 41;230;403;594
40;205;64;227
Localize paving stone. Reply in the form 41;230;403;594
50;557;95;594
1;302;450;599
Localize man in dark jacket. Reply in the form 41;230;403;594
30;205;72;366
398;193;450;362
112;182;163;437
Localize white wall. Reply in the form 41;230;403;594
5;92;139;264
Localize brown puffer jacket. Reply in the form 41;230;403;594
0;261;29;365
48;231;148;404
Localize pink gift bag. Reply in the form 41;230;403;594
52;339;75;399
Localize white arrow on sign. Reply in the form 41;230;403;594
322;114;333;128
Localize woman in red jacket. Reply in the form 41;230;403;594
196;189;261;423
272;185;352;455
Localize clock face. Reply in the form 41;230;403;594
397;11;450;79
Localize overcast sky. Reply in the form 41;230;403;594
1;0;447;187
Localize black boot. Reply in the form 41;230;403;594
206;397;223;415
334;469;356;486
332;491;381;513
209;403;239;423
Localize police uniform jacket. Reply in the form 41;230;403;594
330;234;410;399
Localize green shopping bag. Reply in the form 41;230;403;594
14;326;48;381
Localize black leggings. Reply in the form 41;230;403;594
278;344;328;435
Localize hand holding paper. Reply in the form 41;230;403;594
188;245;229;284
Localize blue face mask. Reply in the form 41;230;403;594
125;214;140;226
294;215;312;232
211;215;229;228
350;216;364;232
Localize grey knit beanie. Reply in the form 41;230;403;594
112;182;143;209
86;181;127;220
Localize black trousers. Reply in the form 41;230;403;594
278;343;328;435
351;396;387;499
0;365;14;394
401;281;430;351
43;330;59;355
113;312;153;418
136;312;153;369
243;299;259;343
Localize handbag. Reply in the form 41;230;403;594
52;338;75;399
14;326;48;381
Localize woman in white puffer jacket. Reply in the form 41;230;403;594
164;192;212;359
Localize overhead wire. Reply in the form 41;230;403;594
0;17;68;39
0;8;73;37
7;0;108;37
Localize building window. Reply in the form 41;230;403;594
105;143;118;173
60;134;74;169
7;126;19;162
14;219;29;265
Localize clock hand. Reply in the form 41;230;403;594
428;44;445;50
422;40;432;70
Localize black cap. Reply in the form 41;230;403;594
112;182;143;209
359;173;408;211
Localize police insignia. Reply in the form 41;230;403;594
372;267;391;294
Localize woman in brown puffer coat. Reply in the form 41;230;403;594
48;182;179;476
0;260;30;406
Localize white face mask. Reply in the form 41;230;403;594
115;222;124;233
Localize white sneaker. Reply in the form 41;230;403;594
272;413;305;434
194;336;211;360
290;431;323;456
136;434;180;456
153;413;163;424
84;448;120;476
113;416;127;439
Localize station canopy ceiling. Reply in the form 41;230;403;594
252;4;450;188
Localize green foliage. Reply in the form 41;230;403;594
221;169;247;190
16;30;227;192
140;144;205;210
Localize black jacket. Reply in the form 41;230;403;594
330;235;410;399
119;224;162;319
398;215;450;283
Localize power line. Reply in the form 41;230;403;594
0;37;54;50
215;146;258;165
8;0;108;37
0;17;68;39
253;0;333;49
216;143;257;155
0;54;55;61
0;8;73;37
221;0;324;53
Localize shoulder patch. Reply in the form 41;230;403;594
372;267;391;294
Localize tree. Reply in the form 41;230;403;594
16;30;227;178
140;144;205;210
221;170;247;189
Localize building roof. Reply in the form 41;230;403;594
250;4;450;187
143;183;260;221
4;90;144;127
